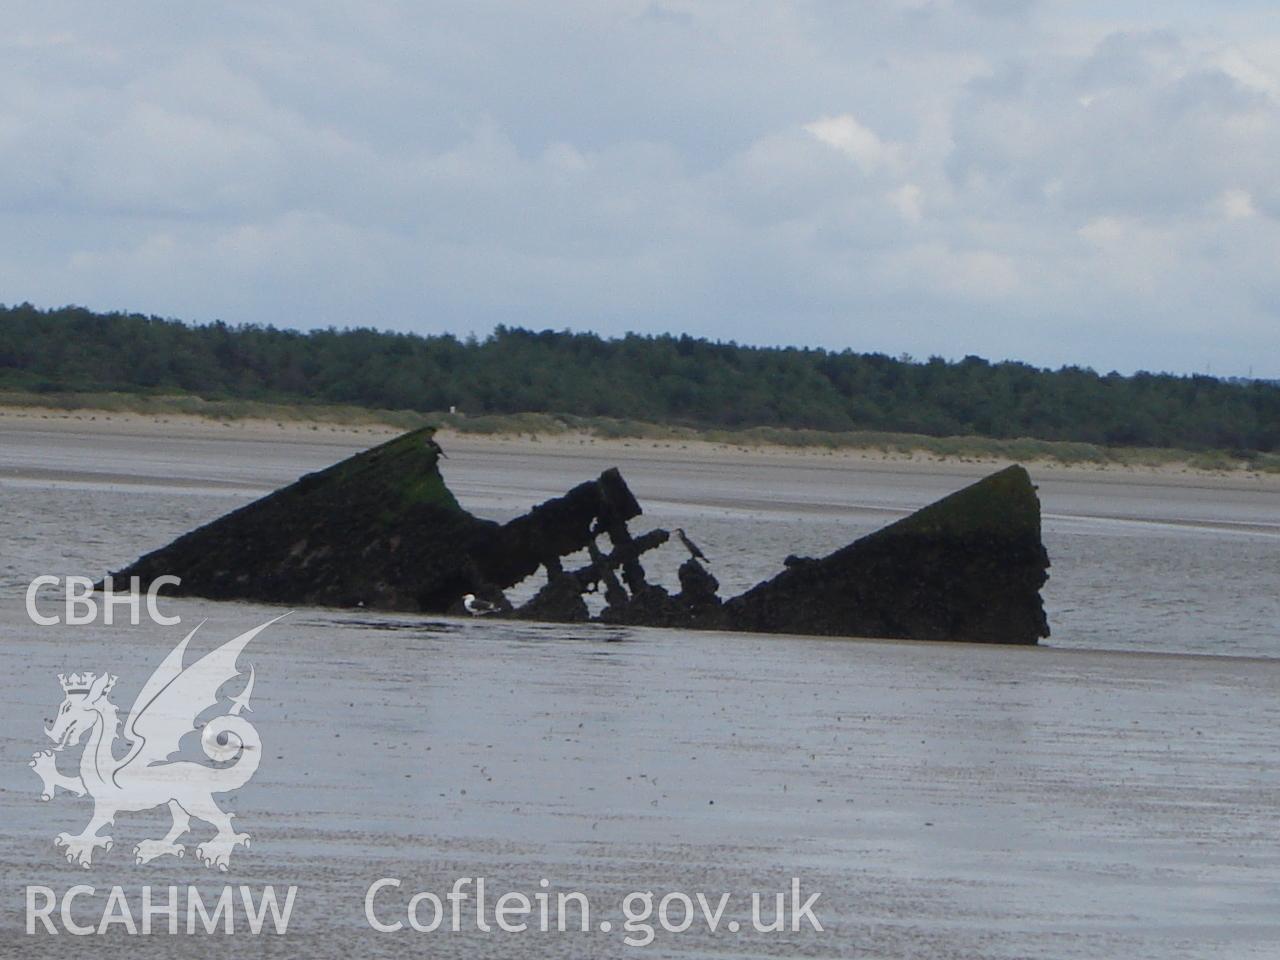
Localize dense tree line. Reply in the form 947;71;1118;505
1;303;1277;452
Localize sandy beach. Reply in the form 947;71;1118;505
4;602;1280;959
2;413;1279;958
2;402;1279;492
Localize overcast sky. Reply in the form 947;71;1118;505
4;2;1279;376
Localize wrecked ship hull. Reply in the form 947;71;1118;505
105;429;1050;644
722;465;1050;644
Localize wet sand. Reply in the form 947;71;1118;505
4;402;1279;491
3;606;1280;958
2;418;1279;957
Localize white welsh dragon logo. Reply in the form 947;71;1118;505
28;616;282;870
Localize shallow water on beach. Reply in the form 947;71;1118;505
2;425;1279;958
3;596;1280;959
1;425;1276;658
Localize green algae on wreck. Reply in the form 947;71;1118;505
723;465;1050;644
107;428;488;609
107;428;643;612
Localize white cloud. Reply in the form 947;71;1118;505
881;242;1019;301
1220;188;1257;220
803;114;902;176
889;183;925;223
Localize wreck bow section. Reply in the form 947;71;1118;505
723;465;1050;644
106;429;491;610
105;428;642;613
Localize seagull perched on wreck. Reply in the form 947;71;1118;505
674;528;709;563
462;593;498;616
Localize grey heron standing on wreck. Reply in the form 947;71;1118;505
674;528;709;563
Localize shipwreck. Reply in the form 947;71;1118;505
106;428;1051;644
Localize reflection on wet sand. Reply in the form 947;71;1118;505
2;423;1279;957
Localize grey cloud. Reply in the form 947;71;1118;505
0;3;1277;376
1074;30;1183;90
948;35;1280;219
959;0;1035;19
